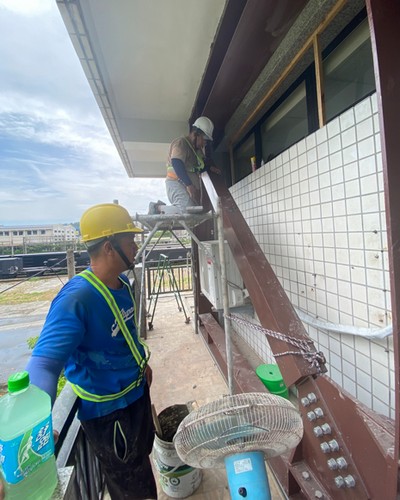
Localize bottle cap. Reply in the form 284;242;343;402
8;371;30;393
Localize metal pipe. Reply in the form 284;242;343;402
217;197;234;395
66;248;75;280
134;221;162;263
296;308;392;339
138;237;147;339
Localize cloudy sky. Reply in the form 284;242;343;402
0;0;166;225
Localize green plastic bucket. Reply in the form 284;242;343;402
256;364;289;399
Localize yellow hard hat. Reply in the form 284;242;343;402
80;203;143;243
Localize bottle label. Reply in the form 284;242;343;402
0;415;54;485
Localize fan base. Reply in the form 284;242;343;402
225;451;271;500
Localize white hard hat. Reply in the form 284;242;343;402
192;116;214;141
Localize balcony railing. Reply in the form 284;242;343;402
52;384;105;499
146;257;192;298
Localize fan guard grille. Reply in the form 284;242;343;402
173;392;303;468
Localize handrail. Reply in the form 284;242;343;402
52;384;105;498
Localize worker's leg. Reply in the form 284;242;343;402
81;384;157;500
165;179;196;212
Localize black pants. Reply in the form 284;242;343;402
81;385;157;499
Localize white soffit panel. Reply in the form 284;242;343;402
57;0;226;177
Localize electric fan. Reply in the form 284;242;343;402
173;392;303;499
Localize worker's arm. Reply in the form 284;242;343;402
171;158;200;203
25;284;86;404
26;355;64;405
171;158;192;185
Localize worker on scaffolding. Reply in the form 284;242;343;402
24;203;157;500
149;116;220;214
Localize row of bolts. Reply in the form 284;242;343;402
301;392;356;494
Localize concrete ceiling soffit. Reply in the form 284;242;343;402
57;0;227;177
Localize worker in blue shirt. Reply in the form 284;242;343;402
26;203;157;500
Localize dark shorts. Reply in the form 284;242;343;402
81;384;157;499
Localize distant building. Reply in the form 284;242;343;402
0;224;78;247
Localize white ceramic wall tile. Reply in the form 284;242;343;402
372;378;390;405
356;117;374;141
344;142;360;165
357;386;372;408
370;93;377;113
360;174;378;195
373;398;389;416
340;108;355;131
229;93;393;417
317;142;330;160
342;359;356;380
358;136;375;159
342;126;356;148
354;97;372;122
359;155;376;176
345;179;360;198
327;116;340;138
330;151;343;169
329;366;342;385
343;376;356;395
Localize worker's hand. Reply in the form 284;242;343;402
145;364;153;387
210;165;221;175
186;185;200;204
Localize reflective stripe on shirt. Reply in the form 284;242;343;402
70;270;150;403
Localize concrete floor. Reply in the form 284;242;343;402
145;293;286;500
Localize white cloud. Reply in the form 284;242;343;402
0;0;51;16
0;0;168;225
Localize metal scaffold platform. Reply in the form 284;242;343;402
134;211;214;263
133;209;215;336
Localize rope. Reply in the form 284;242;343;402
226;313;326;373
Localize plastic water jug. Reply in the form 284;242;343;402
0;371;58;499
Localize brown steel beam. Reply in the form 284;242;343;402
366;2;400;496
199;312;267;394
202;171;326;387
200;172;396;497
201;307;395;497
192;0;308;147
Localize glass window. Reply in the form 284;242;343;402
233;134;256;182
323;18;375;122
260;82;308;163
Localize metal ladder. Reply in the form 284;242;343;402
147;253;190;330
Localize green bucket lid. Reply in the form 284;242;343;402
256;364;287;394
8;371;30;393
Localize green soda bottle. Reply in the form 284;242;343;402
0;371;58;499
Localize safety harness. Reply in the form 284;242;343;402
166;137;205;180
69;269;150;403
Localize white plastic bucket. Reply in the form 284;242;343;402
153;435;202;498
152;405;202;498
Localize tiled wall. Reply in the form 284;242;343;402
230;93;395;419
